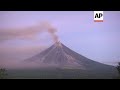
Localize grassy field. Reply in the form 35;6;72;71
6;68;119;79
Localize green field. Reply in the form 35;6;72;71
5;68;119;79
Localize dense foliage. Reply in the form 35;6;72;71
0;68;7;79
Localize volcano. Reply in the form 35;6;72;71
25;42;119;78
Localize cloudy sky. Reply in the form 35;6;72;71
0;11;120;68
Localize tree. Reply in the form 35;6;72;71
0;68;7;79
117;62;120;73
116;62;120;79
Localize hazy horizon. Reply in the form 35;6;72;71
0;11;120;69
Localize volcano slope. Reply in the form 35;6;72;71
12;42;119;79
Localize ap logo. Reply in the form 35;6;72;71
94;11;103;22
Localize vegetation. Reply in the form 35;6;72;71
7;68;117;79
116;62;120;73
116;62;120;79
0;68;7;79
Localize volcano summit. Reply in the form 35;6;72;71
24;42;119;78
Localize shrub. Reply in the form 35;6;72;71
116;62;120;79
117;62;120;73
0;68;7;79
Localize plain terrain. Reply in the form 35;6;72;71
6;68;119;79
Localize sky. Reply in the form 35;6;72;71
0;11;120;68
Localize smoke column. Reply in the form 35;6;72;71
0;21;59;43
40;21;59;43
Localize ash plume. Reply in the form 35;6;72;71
0;21;59;43
40;21;59;43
